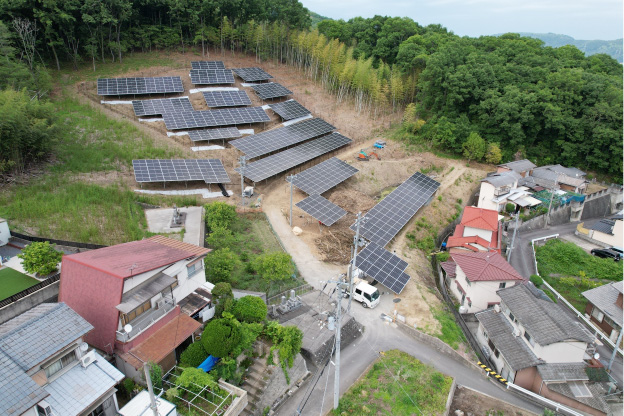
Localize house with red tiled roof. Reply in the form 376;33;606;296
59;236;209;380
442;251;524;313
446;206;502;254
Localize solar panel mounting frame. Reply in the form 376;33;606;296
288;157;359;195
202;90;252;108
97;77;184;95
269;99;311;120
296;194;347;226
132;159;230;184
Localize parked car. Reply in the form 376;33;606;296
591;248;621;261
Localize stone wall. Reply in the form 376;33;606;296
301;315;362;367
581;194;612;220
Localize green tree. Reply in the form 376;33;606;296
205;248;240;283
201;317;242;358
180;342;208;368
253;252;295;281
204;202;237;230
148;361;162;390
484;142;503;164
176;367;218;395
232;295;267;323
18;241;62;275
205;226;236;250
462;132;486;162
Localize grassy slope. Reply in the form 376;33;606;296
0;268;39;300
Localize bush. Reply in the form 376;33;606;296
18;241;63;275
436;252;450;262
205;248;240;283
233;296;267;323
176;367;218;395
529;275;543;287
212;282;235;317
205;226;236;250
205;202;237;230
505;203;516;214
201;318;242;358
180;342;209;368
165;387;180;403
215;356;237;381
122;378;136;398
148;362;162;390
253;252;295;281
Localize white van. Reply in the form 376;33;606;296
350;280;380;308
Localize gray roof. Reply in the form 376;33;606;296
0;351;49;415
582;281;623;328
498;159;536;173
545;164;586;178
547;382;608;413
537;363;589;382
590;219;615;235
482;171;522;187
0;303;93;370
476;309;544;371
44;352;124;416
519;175;555;190
531;166;586;188
498;284;594;345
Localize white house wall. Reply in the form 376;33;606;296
463;226;493;242
0;220;10;246
122;266;169;293
449;266;507;313
171;259;205;303
532;341;587;363
590;219;622;247
478;183;498;211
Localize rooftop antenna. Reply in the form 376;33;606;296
129;263;138;276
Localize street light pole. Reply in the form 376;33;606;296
287;174;297;227
333;279;343;410
607;330;623;372
347;212;364;313
545;174;561;228
239;156;246;209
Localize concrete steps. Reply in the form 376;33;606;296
240;353;271;416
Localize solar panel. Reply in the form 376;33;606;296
132;97;194;117
188;128;242;142
163;107;270;130
132;159;230;184
269;100;311;121
232;67;273;82
296;195;347;226
230;118;335;159
190;69;235;85
236;133;352;182
351;172;440;247
191;61;225;70
251;82;292;100
97;77;184;95
203;91;252;107
355;242;411;294
288;157;358;195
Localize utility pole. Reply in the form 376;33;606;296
507;212;520;262
545;174;561;228
347;212;364;313
287;174;297;227
239;156;247;209
143;363;159;416
607;331;623;372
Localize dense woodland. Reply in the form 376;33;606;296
0;2;621;178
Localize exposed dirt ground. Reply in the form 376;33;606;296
72;50;491;334
451;386;537;415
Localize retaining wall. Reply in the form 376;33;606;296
581;194;612;220
0;280;59;324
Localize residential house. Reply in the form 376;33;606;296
446;206;502;253
586;212;623;248
0;303;124;416
478;172;541;212
582;281;623;344
59;235;208;380
475;284;606;415
442;251;524;313
529;165;587;194
496;159;537;177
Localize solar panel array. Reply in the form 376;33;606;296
296;195;347;226
230;118;335;159
97;77;184;95
203;91;252;107
132;159;230;184
188;128;242;142
251;82;293;100
236;133;352;182
163;107;270;130
232;67;273;82
269;100;311;120
351;172;440;247
355;242;411;294
288;157;358;195
191;61;225;70
190;69;235;85
132;97;194;116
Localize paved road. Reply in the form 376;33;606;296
508;219;623;389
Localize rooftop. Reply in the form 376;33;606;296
547;382;608;413
460;206;500;231
537;363;589;382
63;235;209;279
582;281;623;328
0;350;49;415
476;309;543;371
498;159;537;173
589;219;615;235
450;251;524;282
531;166;586;188
0;303;92;371
498;284;594;345
482;171;522;188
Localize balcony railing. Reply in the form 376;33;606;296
493;187;511;197
116;296;176;343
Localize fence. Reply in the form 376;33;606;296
266;283;314;305
10;231;107;250
0;273;60;309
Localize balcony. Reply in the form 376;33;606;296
494;187;511;197
116;296;176;343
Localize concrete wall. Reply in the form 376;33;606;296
221;380;248;416
301;315;362;367
478;182;498;211
510;204;572;233
0;281;59;325
534;341;587;363
581;194;612;220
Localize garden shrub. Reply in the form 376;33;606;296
253;252;295;281
232;296;267;323
205;226;236;250
148;361;162;390
505;203;515;214
201;317;242;358
205;248;240;284
180;342;208;368
529;274;543;287
176;367;218;395
122;378;135;398
205;202;237;230
165;387;180;403
18;241;63;275
436;252;450;262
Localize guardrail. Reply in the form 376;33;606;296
506;382;585;416
531;236;623;356
266;283;313;305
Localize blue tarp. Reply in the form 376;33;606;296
198;355;220;372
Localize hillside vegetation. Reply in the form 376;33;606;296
515;32;623;63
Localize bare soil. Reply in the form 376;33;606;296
450;386;537;416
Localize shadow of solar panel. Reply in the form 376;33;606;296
235;133;352;182
132;159;230;184
97;77;184;95
190;69;235;85
288;157;359;195
163;107;270;130
230;118;335;158
351;172;440;247
132;97;193;116
355;242;411;294
296;195;347;226
202;91;252;107
188;128;242;142
268;100;311;120
191;61;225;70
232;67;273;82
251;83;292;100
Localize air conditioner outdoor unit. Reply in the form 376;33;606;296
37;401;52;416
513;328;521;337
80;350;96;368
156;299;166;309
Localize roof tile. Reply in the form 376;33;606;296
451;252;523;282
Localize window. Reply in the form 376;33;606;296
44;350;77;378
494;349;500;358
499;282;507;289
591;306;604;323
508;311;516;323
461;293;466;305
524;330;535;347
187;261;204;278
465;277;471;287
483;330;489;341
121;300;152;325
88;403;105;416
